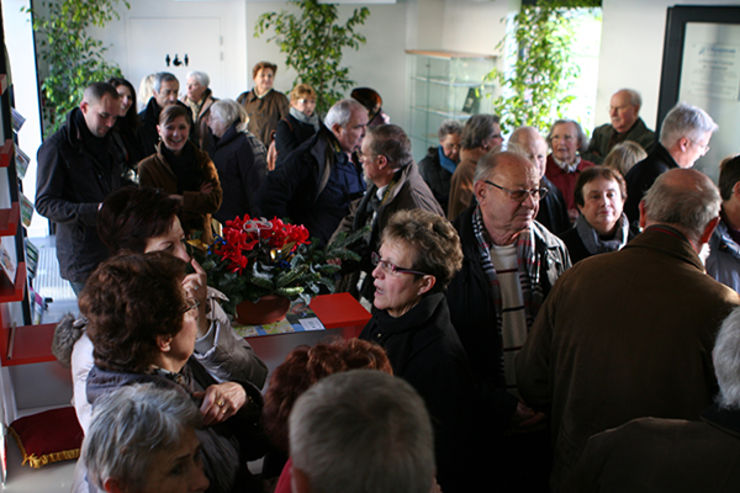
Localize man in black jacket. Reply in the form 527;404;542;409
35;82;131;294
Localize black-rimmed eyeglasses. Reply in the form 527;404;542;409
484;180;548;202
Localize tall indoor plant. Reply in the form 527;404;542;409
254;0;370;114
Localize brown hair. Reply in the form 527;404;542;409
158;104;191;127
289;84;316;102
573;165;627;207
252;61;277;79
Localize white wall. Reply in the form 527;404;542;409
596;0;740;130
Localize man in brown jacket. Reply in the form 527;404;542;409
516;168;740;492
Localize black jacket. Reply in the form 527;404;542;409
136;98;193;158
418;146;453;214
212;123;265;222
274;113;317;167
538;174;570;235
624;143;678;223
35;108;130;282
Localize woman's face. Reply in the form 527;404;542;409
577;176;625;236
292;96;316;117
440;132;461;163
144;217;190;263
207;113;229;139
372;240;427;318
140;428;210;493
116;85;133;117
254;68;275;95
550;122;579;164
157;115;190;154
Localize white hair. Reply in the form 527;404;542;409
714;306;740;409
186;70;210;88
324;99;364;129
659;101;718;148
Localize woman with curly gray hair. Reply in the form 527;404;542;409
359;208;476;493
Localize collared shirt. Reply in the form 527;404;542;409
552;155;582;173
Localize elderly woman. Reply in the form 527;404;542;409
559;166;634;263
208;99;267;222
81;252;264;493
82;383;210;493
138;104;222;243
262;339;392;490
237;61;290;146
182;70;217;151
274;83;319;160
546;119;595;220
359;208;475;493
418;119;463;214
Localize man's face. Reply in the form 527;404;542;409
359;135;381;185
609;91;639;134
577;176;625;236
154;80;179;108
679;131;712;168
80;93;118;138
550;122;579;165
333;108;368;154
475;155;540;245
515;131;548;178
186;77;205;103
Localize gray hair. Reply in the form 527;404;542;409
438;119;463;140
659;102;718;148
210;98;248;131
714;306;740;409
289;370;435;493
462;114;500;150
153;72;178;93
473;150;531;185
186;70;210;88
546;119;588;152
643;168;720;241
324;98;365;129
82;383;201;492
366;124;413;169
616;88;642;107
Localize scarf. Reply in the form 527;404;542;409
161;142;203;194
438;145;457;175
575;212;629;255
289;106;320;132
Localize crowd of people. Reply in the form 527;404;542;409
36;61;740;493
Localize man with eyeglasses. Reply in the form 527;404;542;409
446;150;571;491
624;101;717;223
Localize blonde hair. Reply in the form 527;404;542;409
290;84;316;102
603;141;647;177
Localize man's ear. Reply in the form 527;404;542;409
103;477;124;493
638;200;647;229
331;123;343;138
80;100;89;115
155;334;172;353
291;464;312;493
678;136;691;152
473;180;486;204
732;181;740;199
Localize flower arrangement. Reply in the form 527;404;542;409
197;215;360;316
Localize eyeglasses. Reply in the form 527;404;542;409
181;298;200;314
690;139;710;156
484;180;548;202
371;251;428;276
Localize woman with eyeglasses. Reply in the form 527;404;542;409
359;208;478;493
79;252;264;493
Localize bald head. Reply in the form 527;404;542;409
508;127;548;178
610;89;641;134
642;168;721;244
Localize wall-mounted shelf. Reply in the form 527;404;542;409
0;323;56;367
0;139;13;168
0;202;20;237
0;262;26;303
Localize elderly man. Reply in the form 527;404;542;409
261;98;367;244
569;306;740;492
446;150;570;490
447;114;503;220
289;370;435;493
583;88;656;164
137;71;184;156
707;155;740;291
517;168;740;492
545;119;595;219
35;82;130;294
333;124;443;299
624;101;717;222
509;126;570;235
181;70;217;152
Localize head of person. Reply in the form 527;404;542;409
252;61;277;96
324;99;368;154
157;105;192;154
547;119;587;165
373;209;463;318
719;155;740;205
80;252;196;374
473;151;543;245
82;383;209;493
508;126;548;178
713;307;740;410
108;77;137;121
138;73;156;111
80;82;120;138
289;370;435;493
208;99;248;139
641;168;721;249
609;89;642;134
351;87;383;123
461;114;502;152
262;338;392;453
438;119;463;163
574;166;627;236
289;84;317;117
97;186;188;262
360;124;413;188
153;72;180;109
186;71;210;103
659;102;718;168
602;140;647;177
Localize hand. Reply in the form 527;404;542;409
195;382;247;426
511;401;546;430
200;182;215;195
182;259;208;335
